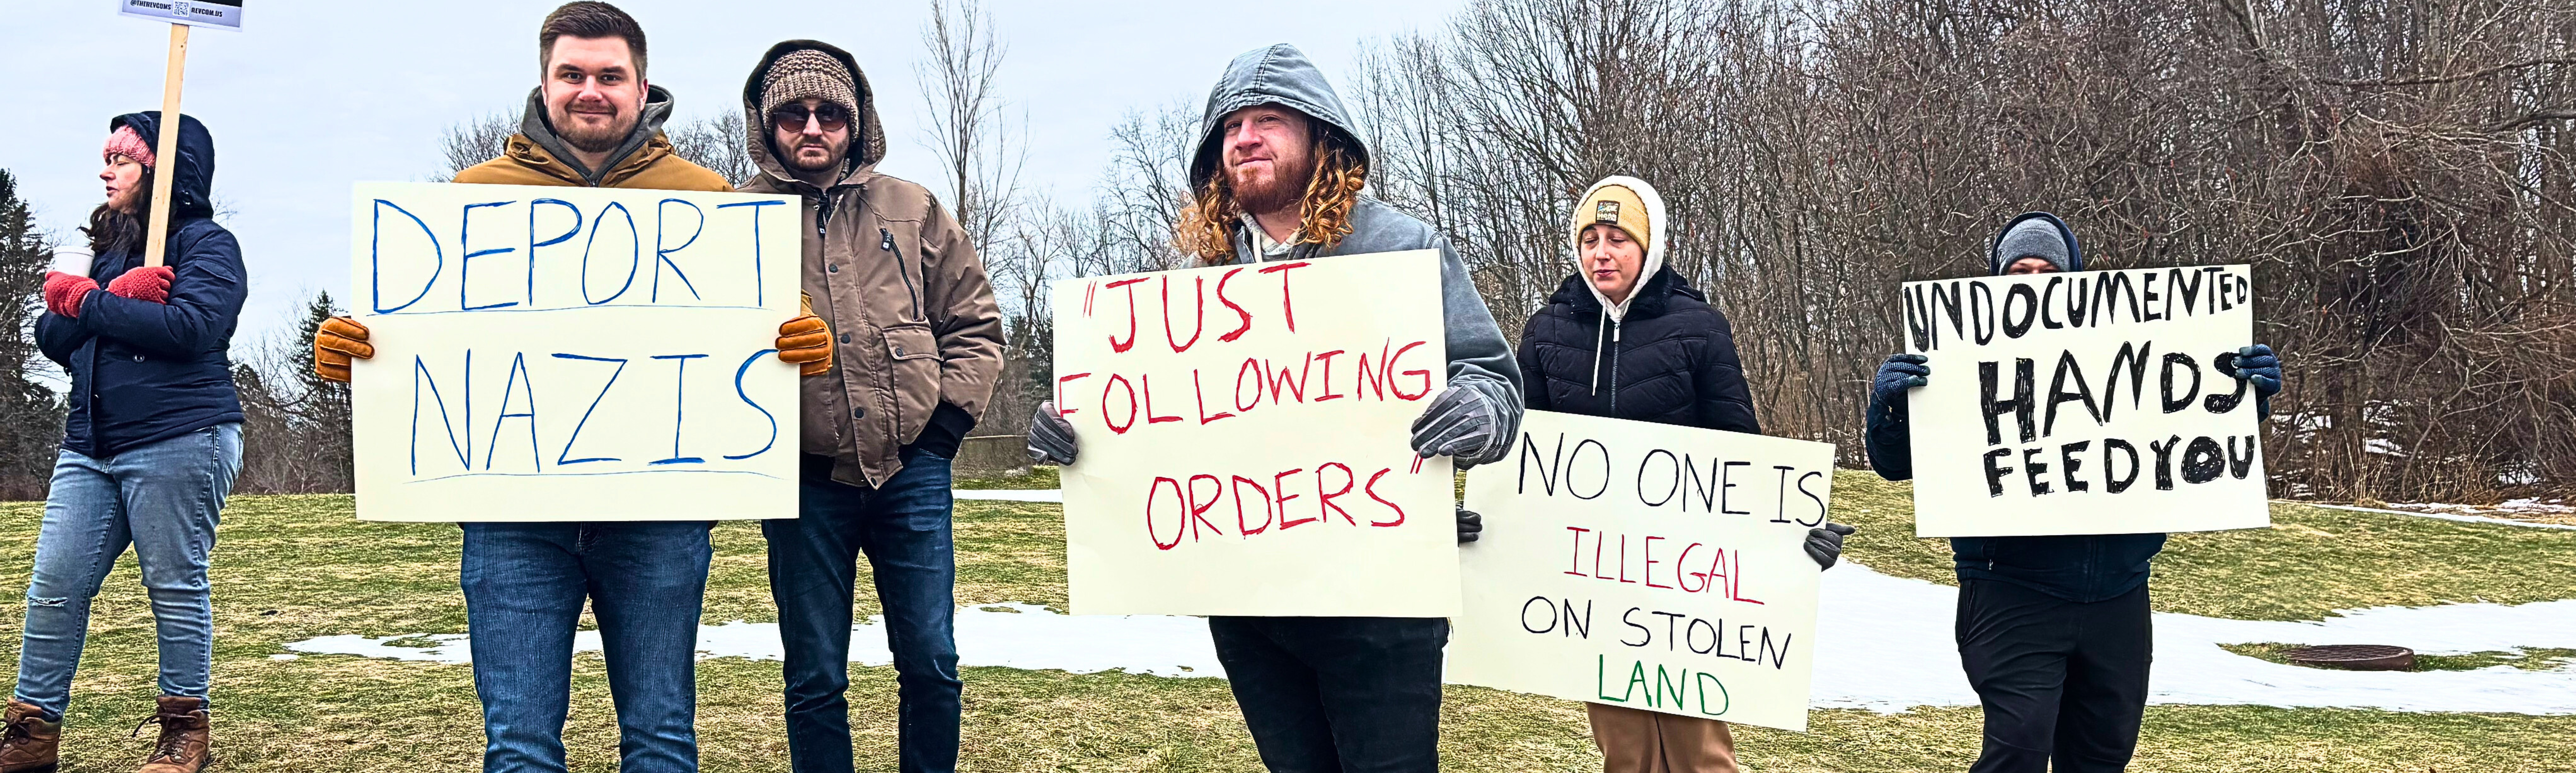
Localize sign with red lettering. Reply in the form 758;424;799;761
1450;410;1832;732
1051;251;1455;616
1900;266;2269;537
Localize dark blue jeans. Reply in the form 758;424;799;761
1207;616;1449;773
764;450;960;773
460;520;714;773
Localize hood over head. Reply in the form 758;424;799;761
742;40;884;187
108;112;215;220
1573;176;1668;324
1989;211;2083;274
517;83;680;186
1188;44;1371;191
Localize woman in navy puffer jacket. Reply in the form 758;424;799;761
7;111;245;771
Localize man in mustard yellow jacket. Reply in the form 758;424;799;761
310;4;828;772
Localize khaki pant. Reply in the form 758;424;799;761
1587;703;1741;773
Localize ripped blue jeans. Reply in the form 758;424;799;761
13;424;242;719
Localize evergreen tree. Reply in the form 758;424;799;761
0;170;64;499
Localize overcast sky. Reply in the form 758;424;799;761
0;0;1456;348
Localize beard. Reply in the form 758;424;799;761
781;134;849;174
555;108;633;154
1230;155;1313;217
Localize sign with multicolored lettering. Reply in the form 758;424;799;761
1451;410;1831;732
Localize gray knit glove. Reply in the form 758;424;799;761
1027;401;1078;465
1410;385;1504;463
1456;504;1483;544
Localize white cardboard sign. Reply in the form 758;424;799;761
1901;265;2269;537
1450;410;1831;733
119;0;242;30
347;182;803;522
1052;251;1457;617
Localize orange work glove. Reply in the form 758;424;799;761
314;316;373;383
778;295;834;376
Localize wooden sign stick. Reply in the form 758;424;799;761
142;22;189;268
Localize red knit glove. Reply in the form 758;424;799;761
107;266;174;304
42;272;100;318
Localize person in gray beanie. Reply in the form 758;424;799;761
1863;211;2284;773
736;39;1004;773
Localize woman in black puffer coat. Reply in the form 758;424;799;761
1517;178;1757;433
1515;176;1847;773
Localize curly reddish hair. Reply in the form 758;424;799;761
1176;125;1367;264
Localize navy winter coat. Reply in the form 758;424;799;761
1864;212;2164;603
1517;267;1759;434
36;112;247;459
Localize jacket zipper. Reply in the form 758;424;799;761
1608;318;1622;414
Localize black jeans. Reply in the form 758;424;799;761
1956;578;2152;773
764;450;961;773
1207;616;1448;773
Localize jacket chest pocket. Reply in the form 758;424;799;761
878;219;929;322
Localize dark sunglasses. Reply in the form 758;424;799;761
770;103;851;133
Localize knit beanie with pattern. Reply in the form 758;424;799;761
760;49;858;120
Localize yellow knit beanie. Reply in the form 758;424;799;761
1572;183;1651;255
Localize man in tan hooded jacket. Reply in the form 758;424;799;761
735;40;1004;773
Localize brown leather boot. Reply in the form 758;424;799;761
133;696;208;773
0;700;60;773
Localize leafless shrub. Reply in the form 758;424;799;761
1345;0;2576;502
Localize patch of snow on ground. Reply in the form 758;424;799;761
1814;564;2576;714
2305;500;2576;530
286;566;2576;715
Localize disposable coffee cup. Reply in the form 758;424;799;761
48;247;93;276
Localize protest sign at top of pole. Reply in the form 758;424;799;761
116;0;242;268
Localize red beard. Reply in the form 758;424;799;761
1231;157;1312;216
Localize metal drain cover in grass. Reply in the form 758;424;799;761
2283;645;2415;671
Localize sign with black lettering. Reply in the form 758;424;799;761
345;183;802;522
119;0;242;30
1450;410;1830;732
1900;265;2269;537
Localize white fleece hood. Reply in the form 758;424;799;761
1572;175;1669;324
1572;175;1670;395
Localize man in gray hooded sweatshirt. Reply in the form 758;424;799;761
1027;44;1522;772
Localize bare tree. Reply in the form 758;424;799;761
432;112;518;182
668;112;759;187
1349;0;2576;502
1091;102;1201;275
916;0;1026;255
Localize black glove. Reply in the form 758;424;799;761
1456;505;1483;544
1026;401;1078;465
2215;344;2282;417
1805;522;1856;570
1871;354;1929;408
1410;385;1504;463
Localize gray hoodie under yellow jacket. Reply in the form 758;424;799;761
1190;44;1525;465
